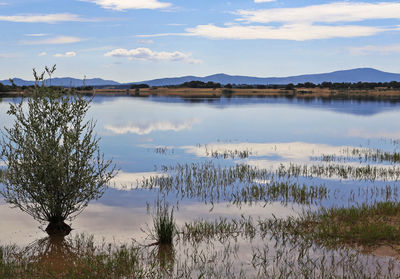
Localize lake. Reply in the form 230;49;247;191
1;96;400;277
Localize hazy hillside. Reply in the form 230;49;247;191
0;77;119;87
2;68;400;87
137;68;400;86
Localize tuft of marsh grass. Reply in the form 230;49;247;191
152;203;176;246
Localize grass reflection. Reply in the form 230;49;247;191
2;229;399;278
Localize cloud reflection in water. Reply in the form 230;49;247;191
105;118;202;135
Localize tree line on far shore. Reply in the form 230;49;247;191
3;80;400;93
131;80;400;90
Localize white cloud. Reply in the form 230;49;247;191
81;0;171;10
54;51;76;57
185;23;385;41
349;44;400;55
38;51;47;56
25;33;47;37
0;13;94;23
104;118;202;135
141;2;400;41
104;47;201;63
23;36;83;45
237;2;400;24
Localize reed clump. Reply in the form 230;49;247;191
152;204;176;245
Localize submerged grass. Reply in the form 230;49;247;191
2;143;400;277
140;161;400;208
179;216;256;243
179;201;400;256
141;162;329;205
2;231;400;279
206;148;252;159
0;235;159;279
306;201;400;246
259;201;400;252
313;147;400;164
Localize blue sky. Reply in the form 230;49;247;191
1;0;400;82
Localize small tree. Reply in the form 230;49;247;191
0;67;116;236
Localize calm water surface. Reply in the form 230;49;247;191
1;96;400;246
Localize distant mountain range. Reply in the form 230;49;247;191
2;68;400;87
0;77;120;87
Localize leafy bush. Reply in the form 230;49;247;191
0;67;117;236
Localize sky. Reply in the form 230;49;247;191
0;0;400;82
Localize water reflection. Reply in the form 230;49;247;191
145;96;400;116
111;171;167;190
1;95;400;277
105;118;202;135
2;230;398;279
22;236;77;275
0;194;302;245
182;142;353;162
154;244;175;276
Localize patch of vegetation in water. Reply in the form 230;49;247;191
205;148;252;159
312;147;400;164
139;160;400;209
0;234;157;279
288;201;400;247
2;230;400;279
139;162;329;206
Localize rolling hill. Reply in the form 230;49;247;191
2;68;400;87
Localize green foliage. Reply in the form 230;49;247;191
285;83;295;90
177;81;221;89
0;66;117;227
310;202;400;245
0;83;10;93
130;84;149;89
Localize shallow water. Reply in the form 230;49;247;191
1;96;400;275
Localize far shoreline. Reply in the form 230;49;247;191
3;87;400;101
